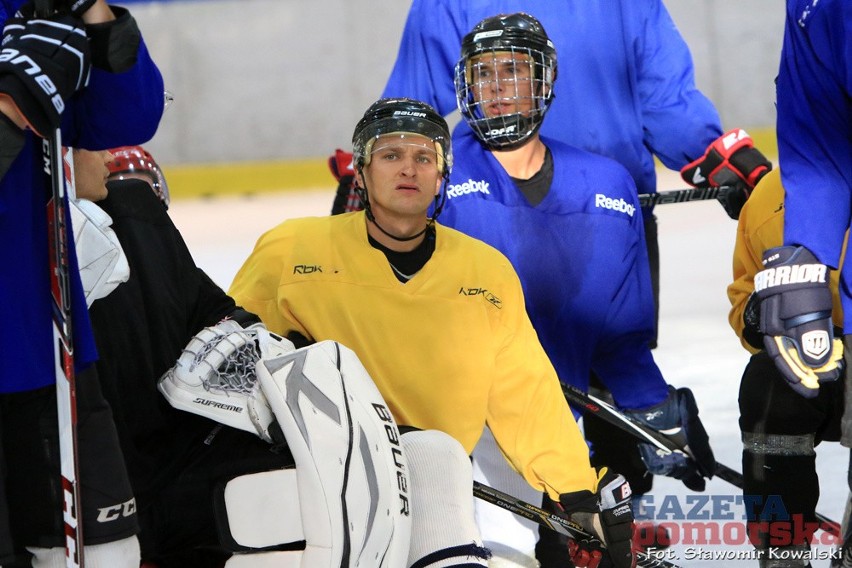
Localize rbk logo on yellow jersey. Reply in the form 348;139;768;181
459;286;502;309
293;264;322;274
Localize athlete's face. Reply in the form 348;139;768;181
469;51;535;117
361;133;442;222
73;149;114;202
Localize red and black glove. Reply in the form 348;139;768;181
680;128;772;220
328;148;364;215
559;469;636;568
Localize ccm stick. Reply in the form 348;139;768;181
561;383;842;538
34;0;84;564
473;481;681;568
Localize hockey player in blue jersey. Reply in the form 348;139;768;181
438;13;717;566
755;0;850;402
0;0;164;564
377;0;772;352
749;0;850;564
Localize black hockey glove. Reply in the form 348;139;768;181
0;10;90;137
559;468;635;568
626;386;716;491
754;245;844;398
680;128;772;220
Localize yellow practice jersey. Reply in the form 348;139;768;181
230;211;598;498
728;169;844;353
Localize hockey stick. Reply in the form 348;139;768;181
473;481;681;568
638;185;735;207
35;0;84;565
561;383;842;538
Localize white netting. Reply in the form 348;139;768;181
179;326;262;396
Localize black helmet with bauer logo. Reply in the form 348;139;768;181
352;97;452;178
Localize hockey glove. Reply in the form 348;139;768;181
626;386;716;491
680;129;772;220
329;148;364;215
0;10;90;137
559;468;635;568
158;318;295;442
754;245;844;398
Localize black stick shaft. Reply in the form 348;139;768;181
639;185;735;207
562;383;841;538
473;481;682;568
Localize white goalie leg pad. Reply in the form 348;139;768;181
402;429;491;568
225;552;302;568
223;469;304;548
256;340;411;568
472;426;541;567
27;536;140;568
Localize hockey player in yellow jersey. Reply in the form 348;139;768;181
728;168;847;566
230;97;636;568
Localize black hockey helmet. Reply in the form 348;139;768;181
352;97;452;178
455;12;557;150
351;98;452;238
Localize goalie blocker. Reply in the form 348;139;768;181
159;322;411;567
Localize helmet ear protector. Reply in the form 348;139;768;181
455;12;557;150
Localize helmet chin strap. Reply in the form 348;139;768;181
357;172;447;244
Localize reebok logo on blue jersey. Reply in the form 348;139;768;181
447;179;490;199
595;193;635;217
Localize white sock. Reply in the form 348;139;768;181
402;429;490;567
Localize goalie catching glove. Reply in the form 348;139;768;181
754;245;844;398
559;468;635;568
158;318;295;443
626;386;716;491
680;128;772;220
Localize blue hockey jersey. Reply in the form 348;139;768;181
0;1;164;392
440;128;670;409
382;0;722;200
777;0;852;330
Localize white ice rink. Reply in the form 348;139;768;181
168;174;849;567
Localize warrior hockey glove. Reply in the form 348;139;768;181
0;10;90;137
754;245;844;398
626;386;716;491
680;129;772;220
559;468;635;568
